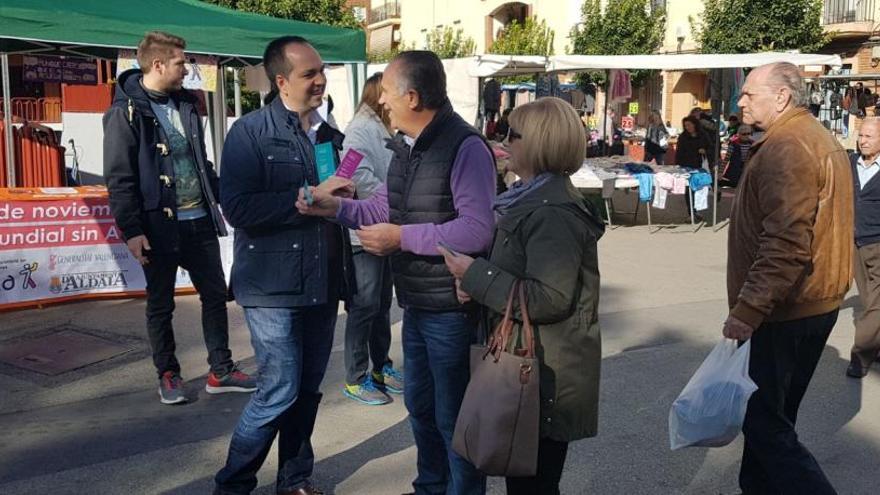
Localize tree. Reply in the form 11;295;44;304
488;16;556;57
691;0;829;53
367;42;415;64
570;0;665;87
424;27;477;59
202;0;360;29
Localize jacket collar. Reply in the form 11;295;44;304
269;95;302;132
115;68;196;115
411;100;456;153
752;107;810;150
268;96;345;148
499;174;606;239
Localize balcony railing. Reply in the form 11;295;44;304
370;1;401;24
824;0;875;24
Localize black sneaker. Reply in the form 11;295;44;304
158;371;187;405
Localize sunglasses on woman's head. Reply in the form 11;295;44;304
507;128;522;142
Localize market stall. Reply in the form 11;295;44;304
469;52;843;228
0;0;368;186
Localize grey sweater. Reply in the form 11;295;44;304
342;106;394;245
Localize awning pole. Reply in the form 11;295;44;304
2;53;14;187
233;68;242;118
603;70;610;156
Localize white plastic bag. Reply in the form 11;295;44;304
669;338;758;450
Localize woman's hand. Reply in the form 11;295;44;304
455;279;472;304
438;245;475;279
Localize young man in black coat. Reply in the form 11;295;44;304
103;31;255;405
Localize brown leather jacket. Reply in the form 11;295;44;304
727;107;853;328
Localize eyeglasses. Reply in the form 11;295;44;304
507;128;522;142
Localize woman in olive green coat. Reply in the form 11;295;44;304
440;97;604;495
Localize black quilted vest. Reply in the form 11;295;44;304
386;103;482;311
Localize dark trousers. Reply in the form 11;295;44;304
142;216;232;378
403;308;486;495
505;438;569;495
343;248;393;385
739;310;839;495
852;242;880;366
644;150;666;165
215;303;337;494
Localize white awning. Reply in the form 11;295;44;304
467;54;549;77
549;52;842;72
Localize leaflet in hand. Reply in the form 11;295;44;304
335;149;365;179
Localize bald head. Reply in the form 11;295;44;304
738;62;804;129
859;117;880;160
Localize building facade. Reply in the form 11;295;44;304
397;0;582;56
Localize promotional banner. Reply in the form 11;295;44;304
0;187;232;310
116;49;218;92
22;55;98;85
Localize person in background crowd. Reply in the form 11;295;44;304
103;31;255;406
440;97;603;495
296;50;495;495
644;110;669;165
483;77;501;122
690;107;718;161
495;107;512;142
724;61;852;495
720;124;753;188
339;72;403;406
674;116;711;169
215;36;352;495
727;114;741;137
846;117;880;379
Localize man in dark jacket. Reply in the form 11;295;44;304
847;117;880;378
297;51;495;495
214;36;350;495
103;31;255;406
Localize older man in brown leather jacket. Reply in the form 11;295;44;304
724;62;853;495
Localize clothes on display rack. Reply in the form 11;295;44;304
609;69;632;104
673;175;687;195
688;171;713;211
653;172;674;209
625;163;655;175
601;178;615;199
637;173;654;202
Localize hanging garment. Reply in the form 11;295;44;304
688;171;713;191
610;69;632;103
653;185;668;209
673;174;688;195
653;172;675;209
601;178;615;199
637;173;654;202
694;187;709;211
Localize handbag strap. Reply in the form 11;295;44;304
517;282;536;358
488;280;519;361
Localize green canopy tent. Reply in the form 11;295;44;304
0;0;367;185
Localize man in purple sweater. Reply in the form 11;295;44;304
298;51;495;495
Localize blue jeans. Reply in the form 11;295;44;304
214;303;337;494
403;308;486;495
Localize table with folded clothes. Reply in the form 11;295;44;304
571;157;714;227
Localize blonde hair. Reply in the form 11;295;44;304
137;31;186;74
508;97;586;175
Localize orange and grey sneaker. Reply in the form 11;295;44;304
158;371;187;405
205;367;257;394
